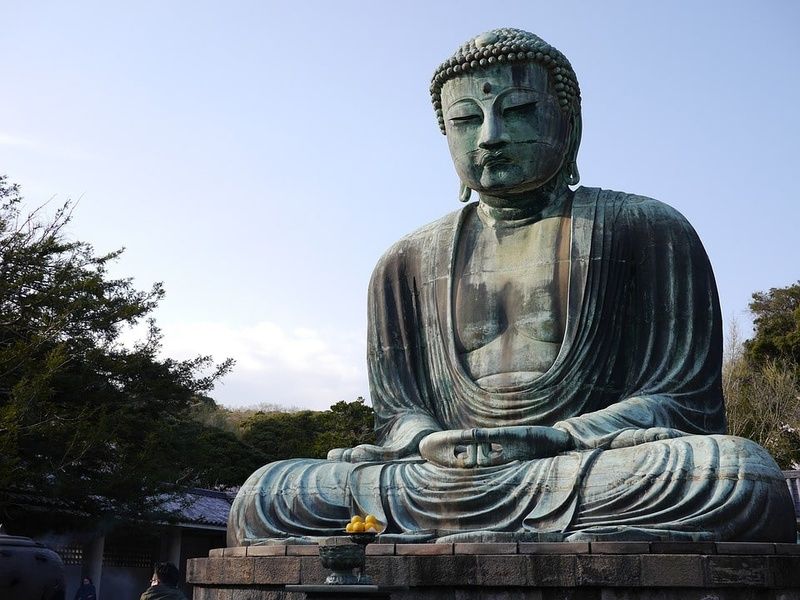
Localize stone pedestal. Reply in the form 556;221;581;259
187;541;800;600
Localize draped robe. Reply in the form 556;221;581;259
228;187;795;545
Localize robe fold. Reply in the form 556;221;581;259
228;187;795;546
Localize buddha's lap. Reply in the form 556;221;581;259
234;434;789;531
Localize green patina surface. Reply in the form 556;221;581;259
228;28;795;545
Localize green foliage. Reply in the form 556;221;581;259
313;399;376;457
164;418;268;489
724;282;800;468
239;398;375;461
724;355;800;468
744;282;800;376
0;175;239;526
189;396;302;437
240;410;324;460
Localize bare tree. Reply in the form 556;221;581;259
724;321;800;467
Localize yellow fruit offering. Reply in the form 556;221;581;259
363;514;383;532
347;514;381;534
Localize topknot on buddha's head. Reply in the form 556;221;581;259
430;28;581;135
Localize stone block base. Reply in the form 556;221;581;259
187;542;800;600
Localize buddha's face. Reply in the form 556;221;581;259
441;63;571;198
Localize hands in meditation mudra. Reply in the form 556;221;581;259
228;28;795;545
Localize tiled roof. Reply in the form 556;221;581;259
158;488;237;529
1;486;237;530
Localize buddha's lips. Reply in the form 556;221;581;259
479;152;512;167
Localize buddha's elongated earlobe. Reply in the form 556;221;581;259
566;161;580;186
459;182;472;203
564;112;582;186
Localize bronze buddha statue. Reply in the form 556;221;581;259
228;28;795;545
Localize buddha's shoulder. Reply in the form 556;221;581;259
581;186;693;227
373;208;464;266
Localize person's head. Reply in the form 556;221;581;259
81;577;92;586
151;562;180;588
430;28;582;203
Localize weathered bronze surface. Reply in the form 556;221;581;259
228;28;795;544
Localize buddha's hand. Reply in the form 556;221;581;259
327;444;395;462
327;431;432;463
419;426;574;468
608;427;688;449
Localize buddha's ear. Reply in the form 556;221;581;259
565;111;582;186
458;181;473;203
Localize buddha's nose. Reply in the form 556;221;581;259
478;114;510;149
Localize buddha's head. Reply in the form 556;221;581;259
431;29;582;203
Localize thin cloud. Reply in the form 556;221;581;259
157;320;368;410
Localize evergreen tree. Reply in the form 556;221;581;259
239;398;375;461
744;282;800;376
0;176;240;529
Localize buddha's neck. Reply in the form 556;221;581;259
477;184;572;228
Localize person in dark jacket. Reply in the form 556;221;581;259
139;562;186;600
74;577;96;600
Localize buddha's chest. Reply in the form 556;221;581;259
452;213;571;383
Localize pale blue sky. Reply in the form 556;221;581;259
1;1;798;409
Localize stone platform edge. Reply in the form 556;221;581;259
187;541;800;591
210;541;800;558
